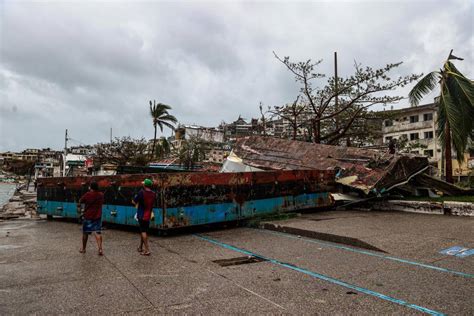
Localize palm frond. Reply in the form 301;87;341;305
159;120;176;131
156;103;172;111
444;61;474;108
160;114;178;123
157;121;164;132
439;82;471;164
409;71;440;106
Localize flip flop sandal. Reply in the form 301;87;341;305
140;251;151;256
98;249;104;256
137;247;143;253
79;249;86;254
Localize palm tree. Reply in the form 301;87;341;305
409;50;474;183
149;100;177;160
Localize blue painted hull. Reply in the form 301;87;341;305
37;170;335;230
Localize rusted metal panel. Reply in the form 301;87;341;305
227;136;429;195
37;169;335;230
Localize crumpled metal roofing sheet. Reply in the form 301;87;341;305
228;136;429;195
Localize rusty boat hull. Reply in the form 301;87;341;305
37;170;335;230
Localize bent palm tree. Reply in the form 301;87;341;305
409;50;474;183
149;100;177;160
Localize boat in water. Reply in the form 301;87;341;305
37;169;335;230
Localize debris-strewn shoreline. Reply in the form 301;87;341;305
0;184;38;221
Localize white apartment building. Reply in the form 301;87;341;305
382;103;439;161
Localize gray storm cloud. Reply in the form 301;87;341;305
0;0;472;151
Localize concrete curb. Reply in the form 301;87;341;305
443;201;474;217
370;200;474;217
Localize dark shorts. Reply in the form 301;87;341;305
138;219;150;233
83;219;102;234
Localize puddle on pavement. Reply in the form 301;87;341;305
0;222;37;232
0;245;22;250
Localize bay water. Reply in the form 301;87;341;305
0;183;17;208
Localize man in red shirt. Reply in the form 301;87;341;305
132;178;156;256
78;182;104;255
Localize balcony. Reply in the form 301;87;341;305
382;120;434;134
415;138;436;146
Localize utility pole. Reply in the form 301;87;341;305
334;52;347;146
63;129;68;177
110;127;113;143
334;51;338;113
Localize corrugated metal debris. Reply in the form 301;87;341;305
222;136;429;195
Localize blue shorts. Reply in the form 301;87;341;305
83;219;102;234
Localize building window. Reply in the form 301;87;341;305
410;133;419;140
423;113;433;121
424;131;434;139
384;120;393;127
424;150;434;157
410;115;419;123
411;150;419;154
385;136;393;143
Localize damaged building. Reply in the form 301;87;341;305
222;136;472;198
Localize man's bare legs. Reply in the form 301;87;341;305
80;233;102;255
138;235;144;252
140;232;150;255
80;233;88;253
94;233;103;255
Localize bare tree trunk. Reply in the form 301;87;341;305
313;119;321;143
445;121;453;183
312;120;316;143
346;137;351;147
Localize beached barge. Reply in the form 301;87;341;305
37;170;335;230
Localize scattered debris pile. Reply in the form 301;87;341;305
399;173;474;196
0;186;38;220
222;136;429;196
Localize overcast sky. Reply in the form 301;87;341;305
1;0;472;152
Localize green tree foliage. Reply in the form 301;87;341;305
149;100;177;160
155;137;171;160
2;160;35;176
177;137;208;170
272;96;306;140
395;135;428;154
409;50;474;183
94;137;149;166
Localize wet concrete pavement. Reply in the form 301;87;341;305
0;210;473;315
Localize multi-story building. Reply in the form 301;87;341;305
172;124;231;164
219;116;254;140
206;148;230;164
382;103;438;160
382;102;473;180
175;125;225;143
69;145;94;156
0;152;18;164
